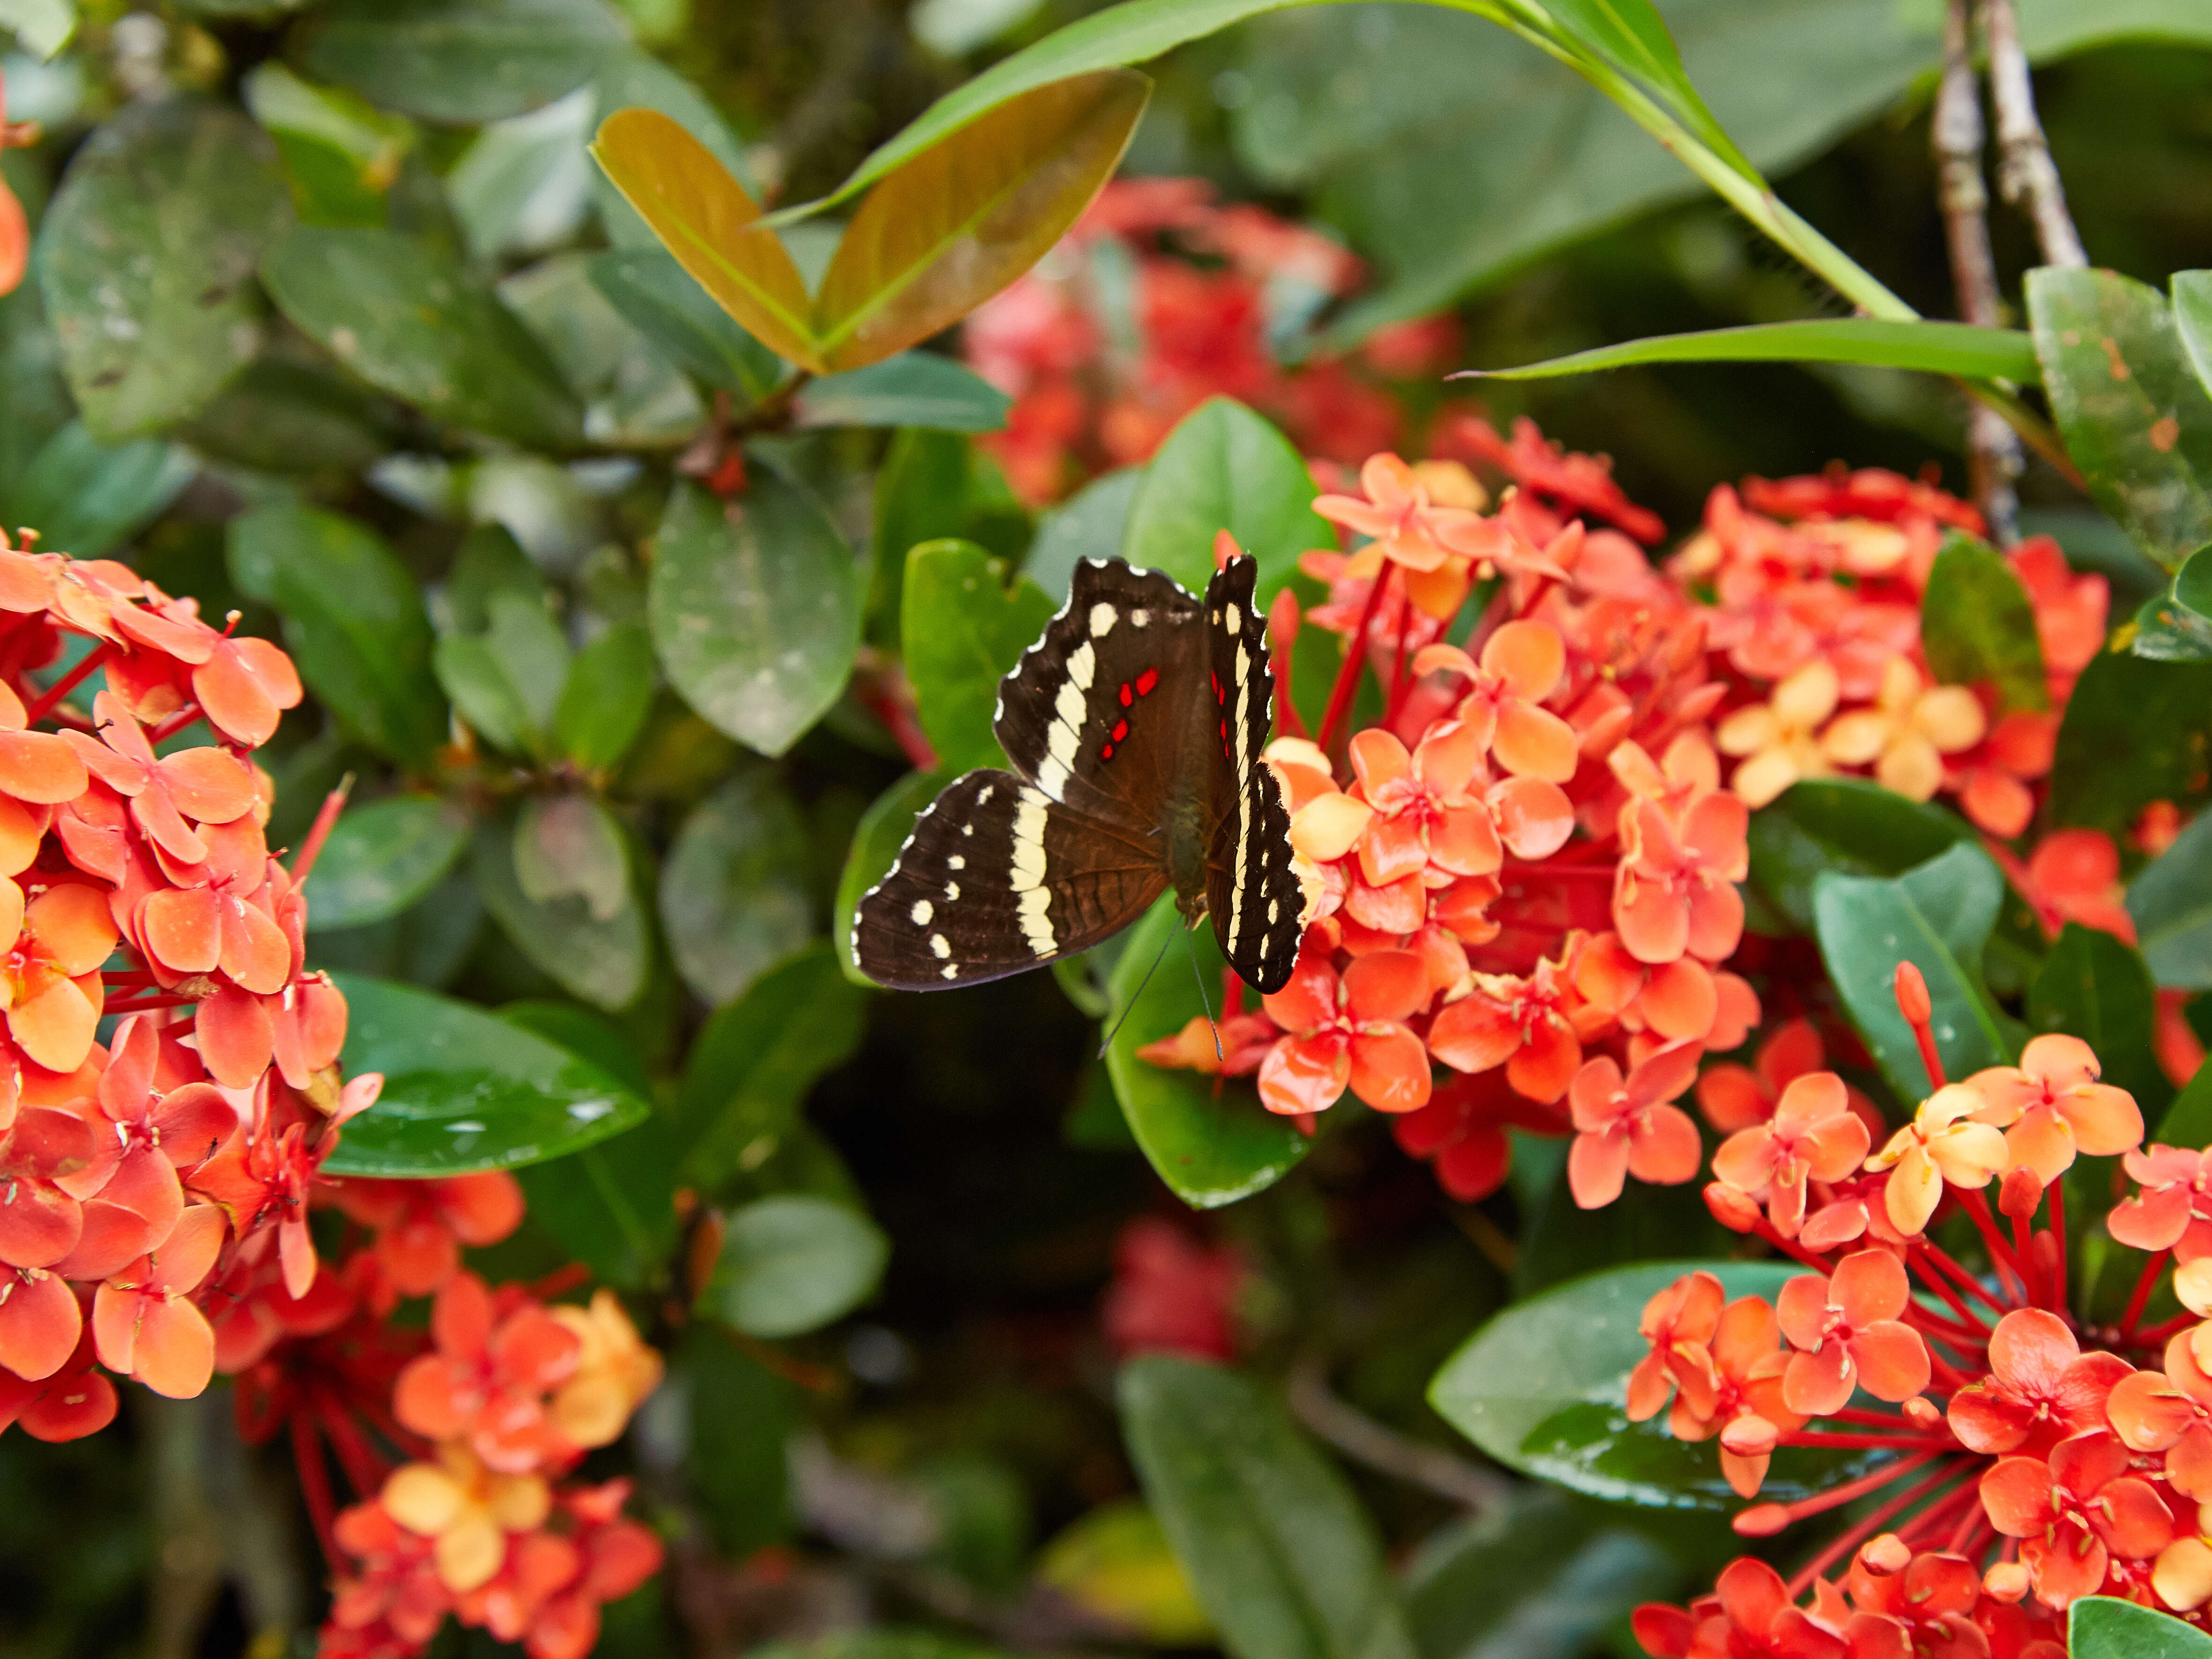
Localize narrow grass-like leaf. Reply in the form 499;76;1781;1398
1457;320;2040;383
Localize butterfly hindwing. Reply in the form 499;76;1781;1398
853;768;1170;991
1202;558;1302;995
992;558;1203;825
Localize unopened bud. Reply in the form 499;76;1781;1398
1894;961;1931;1025
1982;1562;2030;1603
1858;1534;1911;1577
1720;1414;1778;1456
1732;1503;1789;1538
1901;1396;1942;1429
1999;1165;2044;1220
1704;1180;1761;1233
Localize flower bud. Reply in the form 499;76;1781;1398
1893;961;1931;1025
1999;1165;2044;1220
1857;1534;1910;1576
1901;1396;1942;1429
1731;1503;1788;1538
1982;1561;2030;1603
1704;1180;1761;1233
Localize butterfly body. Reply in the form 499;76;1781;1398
853;553;1303;994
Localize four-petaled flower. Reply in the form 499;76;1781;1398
1980;1432;2175;1609
1958;1034;2142;1184
1863;1084;2009;1237
1775;1248;1930;1416
1257;938;1433;1116
1710;1071;1870;1239
1948;1308;2131;1457
1566;1041;1703;1209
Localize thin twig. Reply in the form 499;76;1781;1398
1286;1353;1514;1510
1980;0;2088;269
1934;0;2021;540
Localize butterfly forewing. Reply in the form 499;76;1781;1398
852;768;1169;990
992;558;1203;824
1202;558;1302;994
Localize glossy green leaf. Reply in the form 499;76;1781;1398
1104;899;1310;1209
0;0;76;58
814;70;1147;372
1121;397;1329;601
589;106;823;371
502;1001;677;1290
260;225;583;449
1534;0;1754;177
435;588;570;759
673;944;868;1187
705;1194;888;1337
2176;271;2212;405
2028;268;2212;571
497;251;701;448
1746;779;1975;934
1920;531;2048;712
322;972;649;1176
2130;809;2212;990
1462;320;2040;383
513;794;628;923
1812;843;2012;1103
1514;1152;1730;1297
1120;1356;1416;1659
2049;650;2212;834
794;353;1011;432
37;97;289;440
555;622;656;770
228;503;448;768
2156;1052;2212;1149
649;473;862;758
2027;923;2171;1112
302;797;473;932
243;63;412;228
867;430;1030;645
296;0;629;125
181;355;390;474
682;1325;799;1555
587;245;785;399
1403;1486;1680;1659
2069;1596;2212;1659
7;421;193;560
1027;466;1142;604
472;814;648;1012
2130;587;2212;663
2177;542;2212;619
834;769;947;987
1430;1260;1871;1510
902;539;1056;774
659;768;817;1008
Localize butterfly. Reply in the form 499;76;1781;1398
853;551;1305;995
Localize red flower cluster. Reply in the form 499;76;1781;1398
1139;424;2114;1213
0;530;666;1657
1627;968;2212;1644
1101;1216;1246;1363
963;178;1461;500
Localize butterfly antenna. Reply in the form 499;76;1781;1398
1099;925;1177;1058
1180;921;1223;1062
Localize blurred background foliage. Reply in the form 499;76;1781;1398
0;0;2206;1655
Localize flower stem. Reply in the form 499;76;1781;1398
1784;1461;1963;1598
1316;566;1392;757
23;640;113;724
2119;1248;2172;1341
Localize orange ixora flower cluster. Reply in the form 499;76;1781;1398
0;529;664;1659
1625;965;2212;1649
1139;426;2111;1215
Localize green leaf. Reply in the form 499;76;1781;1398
587;245;785;399
243;62;412;229
2028;268;2212;571
2070;1596;2212;1659
295;0;630;125
260;224;584;449
227;503;447;768
1121;397;1328;600
556;622;656;770
6;421;193;559
1103;899;1311;1209
834;769;946;988
2130;809;2212;990
659;768;818;1008
37;97;290;440
1747;780;1975;935
1459;319;2041;383
682;1326;798;1554
502;1001;677;1289
1035;1500;1213;1647
2178;541;2212;618
705;1194;888;1337
180;354;390;475
302;797;473;932
587;51;756;248
1118;1355;1417;1659
1811;842;2012;1104
322;972;649;1176
794;353;1011;432
867;430;1030;644
649;472;862;758
812;70;1149;372
673;944;868;1187
0;0;76;59
589;106;824;371
1920;531;2049;712
902;539;1056;774
2027;923;2172;1113
513;794;628;923
435;588;570;759
1531;0;1754;178
1430;1260;1873;1510
2174;270;2212;406
497;250;701;448
472;813;648;1012
2156;1053;2212;1149
2050;650;2212;834
1514;1154;1731;1298
1027;466;1142;604
1403;1486;1680;1659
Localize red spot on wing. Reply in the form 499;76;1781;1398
1135;668;1159;697
1111;720;1129;742
1119;683;1133;707
1101;743;1115;759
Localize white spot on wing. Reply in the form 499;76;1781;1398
1089;602;1117;637
931;934;951;958
944;882;960;901
948;855;965;870
1224;605;1241;635
1066;640;1095;691
1011;788;1056;954
941;963;960;979
911;899;933;925
1131;608;1150;628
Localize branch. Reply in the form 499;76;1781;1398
1935;0;2021;540
1287;1353;1514;1510
1980;0;2088;269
